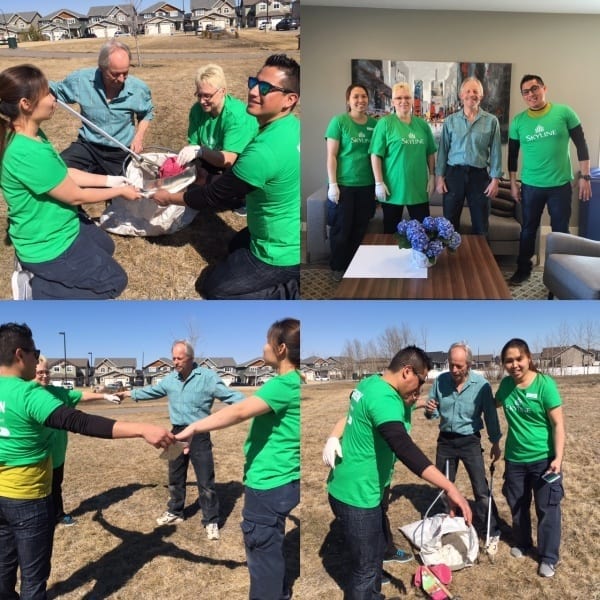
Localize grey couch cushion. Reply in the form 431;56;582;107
543;255;600;299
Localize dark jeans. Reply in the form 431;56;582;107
517;182;572;272
242;480;299;600
167;428;219;526
380;485;395;555
0;495;55;600
435;432;498;536
502;458;563;564
329;185;375;271
329;494;386;600
60;137;128;176
442;165;491;235
381;202;430;234
51;465;65;522
20;214;127;299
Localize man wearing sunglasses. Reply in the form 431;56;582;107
51;40;154;178
153;54;300;300
425;342;502;555
326;345;472;599
507;74;592;285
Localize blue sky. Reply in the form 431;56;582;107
1;301;597;366
2;1;207;17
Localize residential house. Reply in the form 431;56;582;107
236;356;273;385
39;8;87;40
139;2;183;35
87;4;136;37
427;351;448;371
93;357;137;387
189;0;237;32
47;358;90;387
539;345;596;371
1;12;41;40
237;0;295;29
197;356;238;386
141;357;173;385
301;355;347;381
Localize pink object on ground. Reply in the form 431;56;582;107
158;156;187;178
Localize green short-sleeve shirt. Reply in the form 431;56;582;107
45;386;83;469
325;113;377;186
327;375;407;508
233;114;300;267
244;370;301;490
508;103;580;188
369;115;437;206
495;373;562;463
1;131;79;263
187;95;258;154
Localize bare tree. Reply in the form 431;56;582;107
129;0;143;66
576;319;599;374
419;323;429;351
377;324;414;359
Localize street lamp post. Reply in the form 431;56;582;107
88;352;93;388
58;331;67;386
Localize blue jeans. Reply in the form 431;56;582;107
329;494;386;600
517;182;571;272
435;432;498;536
167;429;219;526
0;495;55;600
20;214;127;300
442;165;491;235
328;185;375;271
502;458;563;564
242;481;300;600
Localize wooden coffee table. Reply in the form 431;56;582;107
334;234;512;299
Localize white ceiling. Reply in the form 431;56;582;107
302;0;600;14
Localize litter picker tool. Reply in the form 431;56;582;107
56;99;162;177
485;461;498;559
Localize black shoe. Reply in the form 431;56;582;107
508;269;531;285
381;571;391;585
383;548;414;563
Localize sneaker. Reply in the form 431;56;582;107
11;267;33;300
538;562;556;578
383;548;414;563
508;269;531;285
332;270;345;282
510;546;529;558
381;571;391;585
486;535;500;556
206;522;220;540
233;206;247;217
156;511;183;525
59;514;77;526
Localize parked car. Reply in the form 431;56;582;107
258;22;270;30
114;31;130;37
62;382;74;390
275;18;300;31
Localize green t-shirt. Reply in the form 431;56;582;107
369;115;437;206
233;113;300;267
1;130;79;263
187;94;258;154
495;373;562;463
0;376;63;467
508;103;580;188
45;386;82;468
244;370;300;490
327;375;408;508
325;113;377;186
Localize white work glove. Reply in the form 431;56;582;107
105;175;131;187
103;393;122;404
327;183;340;204
322;436;343;468
375;181;389;202
177;145;202;166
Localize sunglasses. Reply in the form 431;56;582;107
22;347;41;360
247;76;294;96
410;366;427;386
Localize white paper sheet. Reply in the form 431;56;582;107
343;246;428;279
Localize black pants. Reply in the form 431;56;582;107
61;137;129;176
381;202;430;234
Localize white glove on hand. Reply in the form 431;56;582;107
105;175;131;187
327;183;340;204
375;181;389;202
322;436;343;468
177;145;202;166
103;393;122;404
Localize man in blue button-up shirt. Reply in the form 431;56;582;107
435;77;502;236
425;342;502;554
51;40;154;177
127;339;243;540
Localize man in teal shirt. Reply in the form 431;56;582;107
125;339;243;540
425;342;502;553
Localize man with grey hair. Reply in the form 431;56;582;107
435;77;502;236
425;342;503;554
122;339;244;540
51;39;154;176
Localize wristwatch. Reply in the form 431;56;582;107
579;173;592;181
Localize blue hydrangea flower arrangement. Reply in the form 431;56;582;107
396;217;461;264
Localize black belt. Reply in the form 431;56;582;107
439;430;481;439
450;164;487;173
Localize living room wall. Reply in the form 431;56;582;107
301;6;600;231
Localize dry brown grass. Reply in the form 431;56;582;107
0;31;300;299
300;376;600;600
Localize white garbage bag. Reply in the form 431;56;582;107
100;152;198;236
399;513;479;570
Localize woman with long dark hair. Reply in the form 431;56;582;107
496;338;565;578
175;318;301;599
0;64;140;299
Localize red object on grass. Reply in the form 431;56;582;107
158;156;186;178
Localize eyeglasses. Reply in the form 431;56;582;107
22;348;41;360
247;76;294;96
36;369;50;375
195;88;222;101
521;84;541;96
